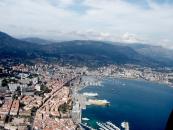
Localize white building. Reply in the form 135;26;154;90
18;73;29;79
32;77;38;85
8;83;20;92
35;84;41;91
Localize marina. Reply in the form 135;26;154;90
80;77;173;130
97;122;120;130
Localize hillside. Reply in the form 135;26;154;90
0;31;167;67
129;44;173;66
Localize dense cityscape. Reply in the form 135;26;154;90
0;60;173;130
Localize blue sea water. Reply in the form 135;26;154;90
81;78;173;130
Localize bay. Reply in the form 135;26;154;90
81;78;173;130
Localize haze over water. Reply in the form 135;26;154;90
81;78;173;130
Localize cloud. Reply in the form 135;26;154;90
55;30;115;41
121;32;141;43
0;0;173;48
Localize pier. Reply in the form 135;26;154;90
70;76;130;130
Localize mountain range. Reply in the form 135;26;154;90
129;44;173;66
21;37;53;45
0;31;173;67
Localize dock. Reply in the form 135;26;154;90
96;121;121;130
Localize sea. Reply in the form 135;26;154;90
80;78;173;130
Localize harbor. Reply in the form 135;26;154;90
70;76;130;130
79;121;129;130
73;76;173;130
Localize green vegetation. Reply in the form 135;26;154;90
1;78;18;87
34;91;44;97
8;78;18;83
29;107;38;126
16;86;21;95
34;84;51;96
58;102;71;114
40;84;51;93
12;94;18;100
31;107;37;114
49;114;60;119
19;115;31;119
19;102;26;108
1;79;8;87
28;74;36;79
4;115;13;123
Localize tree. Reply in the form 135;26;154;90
58;103;71;114
16;86;21;95
1;79;8;87
40;85;51;93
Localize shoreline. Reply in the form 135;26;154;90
79;76;173;130
71;75;173;129
88;75;173;88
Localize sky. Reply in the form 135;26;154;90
0;0;173;48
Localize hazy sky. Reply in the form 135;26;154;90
0;0;173;48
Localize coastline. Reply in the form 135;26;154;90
93;75;173;88
75;75;173;130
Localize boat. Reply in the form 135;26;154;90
102;123;115;130
88;99;110;106
82;117;90;121
83;92;98;97
106;121;121;130
121;121;129;130
96;122;109;130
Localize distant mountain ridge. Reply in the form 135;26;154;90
0;31;172;67
128;43;173;65
21;37;53;45
0;31;42;58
